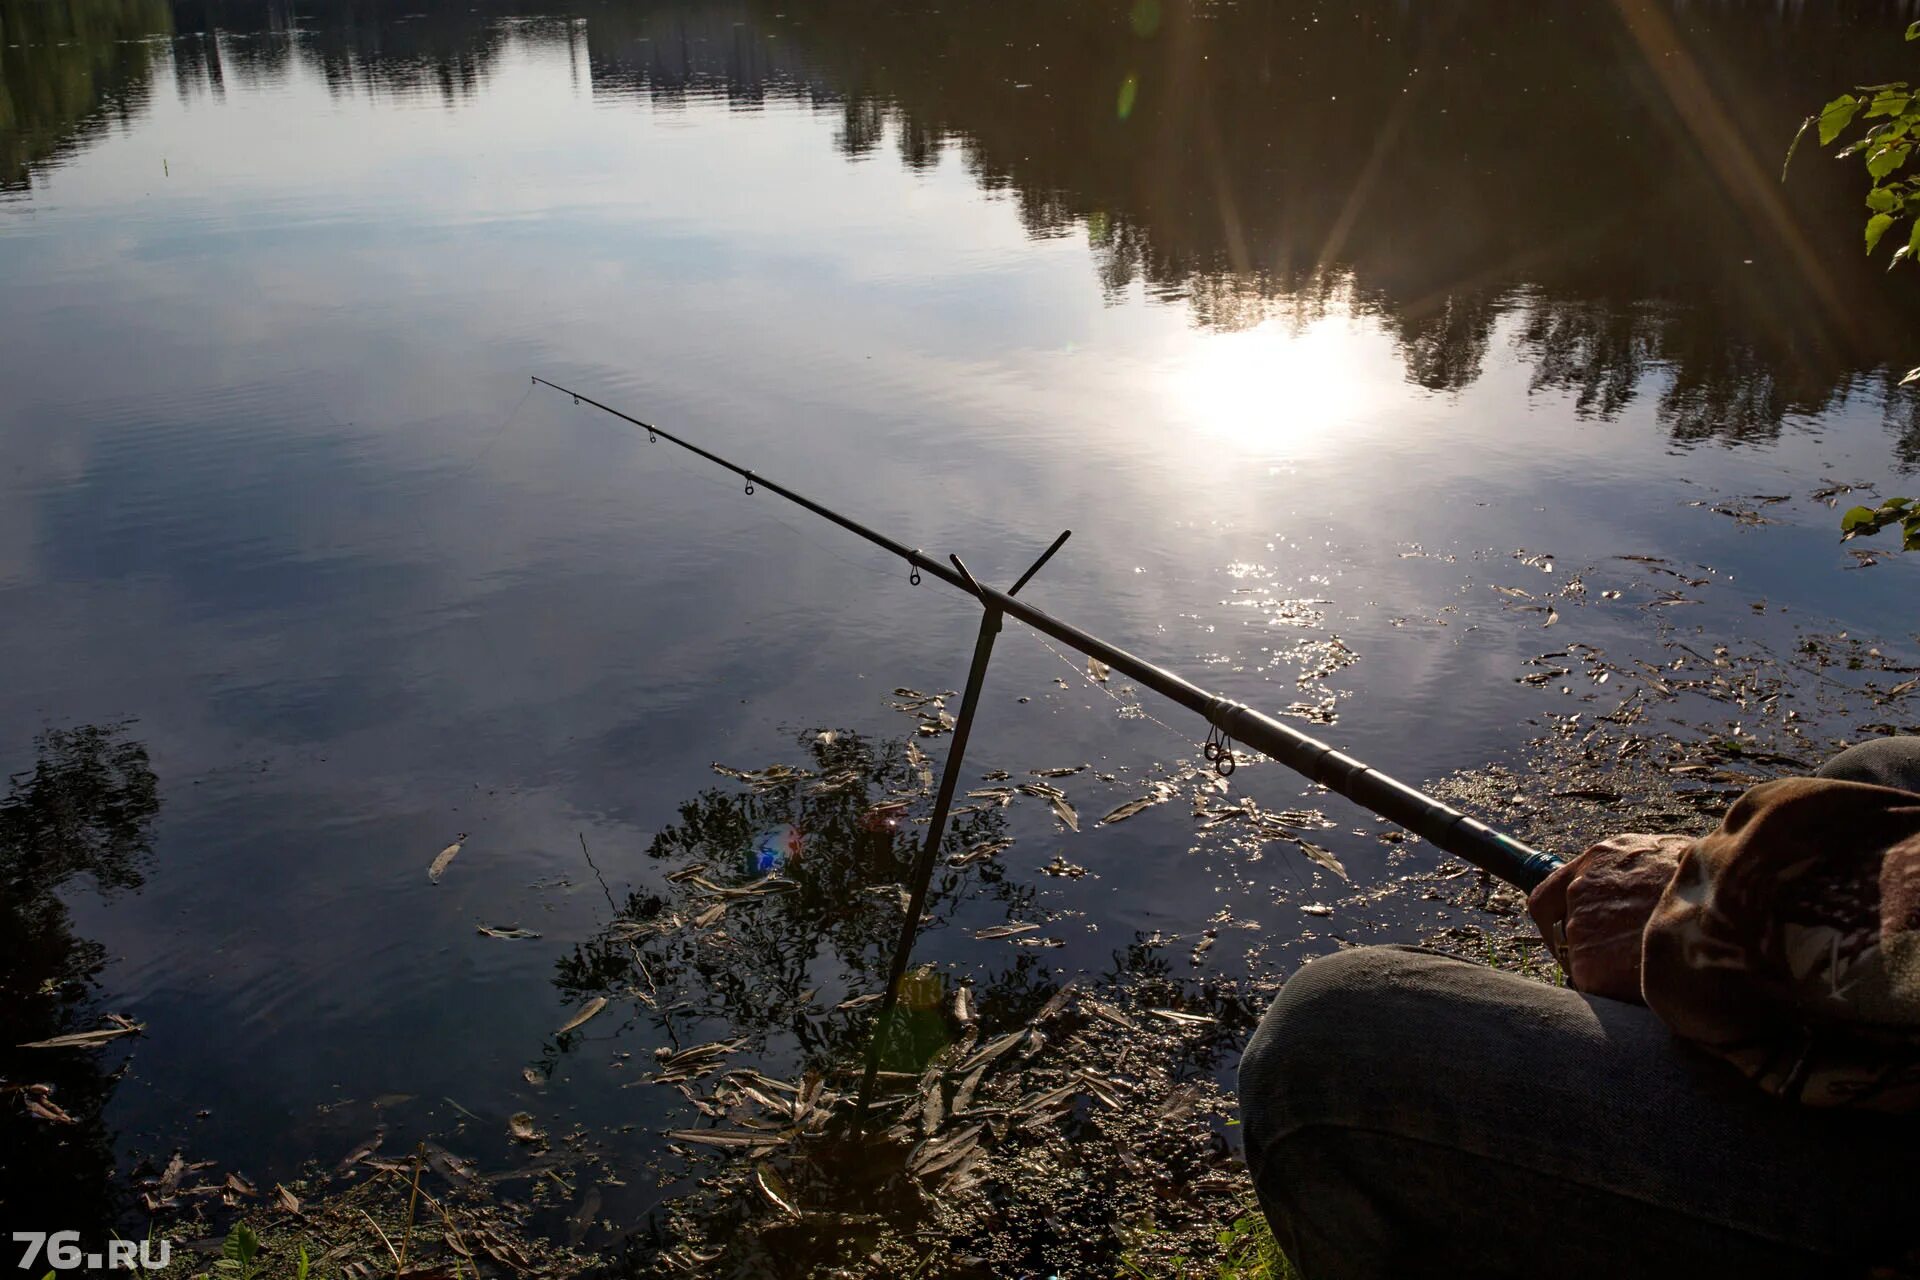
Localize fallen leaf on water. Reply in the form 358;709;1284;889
568;1185;603;1248
1148;1008;1215;1025
337;1132;384;1172
1031;765;1087;778
952;986;975;1025
956;1028;1033;1074
18;1014;143;1050
666;1129;787;1151
556;997;607;1036
522;1067;544;1087
909;1123;984;1179
948;837;1013;867
1543;606;1559;628
835;993;884;1011
425;1143;477;1186
974;922;1041;940
1088;657;1111;682
428;834;468;884
1296;840;1349;879
755;1163;801;1217
1099;795;1165;825
1045;795;1080;831
950;1062;988;1115
476;924;542;940
507;1112;544;1144
693;902;728;929
1300;903;1333;917
1085;999;1138;1032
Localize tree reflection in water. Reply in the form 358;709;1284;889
549;728;1263;1277
0;724;160;1231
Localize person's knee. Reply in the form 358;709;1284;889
1239;946;1430;1156
1816;736;1920;792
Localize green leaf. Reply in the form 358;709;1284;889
295;1244;309;1280
1868;91;1913;119
1866;212;1896;253
222;1225;259;1266
1869;186;1899;211
1868;143;1911;180
1904;517;1920;552
1841;504;1882;532
1819;93;1860;145
1908;19;1920;41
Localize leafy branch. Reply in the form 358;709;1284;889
1787;21;1920;550
1785;23;1920;269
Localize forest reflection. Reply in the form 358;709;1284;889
0;725;161;1231
6;0;1920;459
547;726;1261;1276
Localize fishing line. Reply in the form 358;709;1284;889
1026;627;1207;760
633;425;926;594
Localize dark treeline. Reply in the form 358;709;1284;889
6;0;1920;457
0;0;174;188
706;0;1920;453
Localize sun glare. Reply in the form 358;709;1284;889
1166;316;1380;459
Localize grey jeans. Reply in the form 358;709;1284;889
1237;738;1920;1280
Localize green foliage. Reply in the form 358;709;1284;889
1841;497;1920;550
1789;26;1920;547
1213;1210;1296;1280
1116;1204;1297;1279
214;1224;260;1279
1787;73;1920;266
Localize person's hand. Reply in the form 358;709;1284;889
1527;833;1691;1003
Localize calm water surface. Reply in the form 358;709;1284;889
3;0;1919;1242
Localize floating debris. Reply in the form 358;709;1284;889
17;1013;143;1050
427;834;467;884
974;922;1041;941
556;997;608;1036
476;924;542;940
712;763;815;790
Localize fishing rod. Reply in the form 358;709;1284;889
533;375;1563;1109
529;376;1560;892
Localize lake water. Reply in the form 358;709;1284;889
4;0;1918;1256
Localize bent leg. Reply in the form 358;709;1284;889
1816;735;1920;792
1237;946;1911;1280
